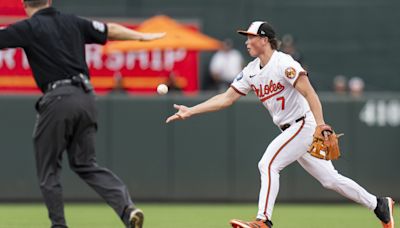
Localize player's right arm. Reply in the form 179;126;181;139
166;87;242;123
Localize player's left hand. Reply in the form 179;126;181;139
141;32;166;41
308;124;343;160
166;104;192;123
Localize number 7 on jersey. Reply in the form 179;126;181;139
277;96;285;110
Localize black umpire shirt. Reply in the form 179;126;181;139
0;7;108;92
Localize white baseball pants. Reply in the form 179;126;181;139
256;115;377;220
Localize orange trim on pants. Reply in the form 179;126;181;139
263;119;305;218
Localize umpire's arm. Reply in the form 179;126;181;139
107;23;165;41
166;87;242;123
0;21;30;49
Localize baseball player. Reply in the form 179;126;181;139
166;21;395;228
0;0;165;227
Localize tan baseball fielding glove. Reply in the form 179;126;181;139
308;124;343;160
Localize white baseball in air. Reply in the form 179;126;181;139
157;84;169;95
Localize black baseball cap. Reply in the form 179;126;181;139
237;21;276;39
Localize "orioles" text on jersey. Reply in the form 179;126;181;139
251;80;285;102
231;50;310;126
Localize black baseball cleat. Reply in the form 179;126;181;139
128;208;144;228
374;197;395;228
257;218;273;228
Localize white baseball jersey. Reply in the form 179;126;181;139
232;21;378;223
230;51;377;222
231;50;309;127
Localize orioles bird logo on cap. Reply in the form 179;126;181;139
285;67;296;79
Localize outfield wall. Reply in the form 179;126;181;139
0;93;399;202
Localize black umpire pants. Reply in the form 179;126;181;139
33;85;133;228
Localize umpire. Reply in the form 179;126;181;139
0;0;165;227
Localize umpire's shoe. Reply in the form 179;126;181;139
374;197;395;228
128;208;144;228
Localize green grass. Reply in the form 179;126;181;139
0;203;397;228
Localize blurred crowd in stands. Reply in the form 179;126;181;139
108;33;365;97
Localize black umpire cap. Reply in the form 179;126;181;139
237;21;276;39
